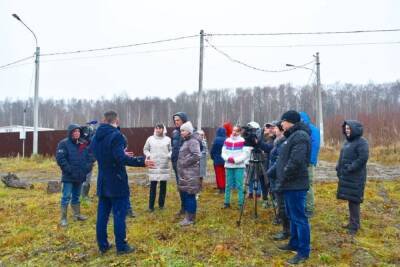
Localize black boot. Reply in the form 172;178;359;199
60;205;68;227
71;204;87;221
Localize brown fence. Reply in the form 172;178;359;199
0;127;217;157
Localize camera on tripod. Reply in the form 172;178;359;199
81;120;98;142
242;121;263;149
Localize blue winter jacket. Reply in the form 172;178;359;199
171;112;188;164
90;123;145;198
210;127;226;165
56;124;94;183
300;112;321;166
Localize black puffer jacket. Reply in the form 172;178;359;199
276;122;311;191
336;120;369;203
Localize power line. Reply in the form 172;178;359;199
40;46;198;63
205;38;314;73
206;28;400;37
0;55;34;69
213;40;400;48
40;35;199;57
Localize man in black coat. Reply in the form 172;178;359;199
275;110;311;265
56;124;95;227
336;120;369;235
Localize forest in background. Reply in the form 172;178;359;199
1;81;399;146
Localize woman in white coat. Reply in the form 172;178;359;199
143;124;172;211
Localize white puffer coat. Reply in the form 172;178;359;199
143;134;172;181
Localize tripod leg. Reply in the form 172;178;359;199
237;166;250;227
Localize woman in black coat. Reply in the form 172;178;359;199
336;120;369;235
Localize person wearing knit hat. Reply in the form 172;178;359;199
276;110;312;265
177;121;201;226
180;121;194;134
281;110;301;124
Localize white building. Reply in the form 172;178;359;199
0;125;54;133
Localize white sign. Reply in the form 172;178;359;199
19;130;26;140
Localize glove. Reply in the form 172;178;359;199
228;157;235;164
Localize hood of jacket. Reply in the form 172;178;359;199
343;120;363;141
216;127;226;137
172;112;188;126
299;112;312;125
67;124;81;142
94;123;118;143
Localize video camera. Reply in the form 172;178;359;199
242;121;262;148
81;120;98;142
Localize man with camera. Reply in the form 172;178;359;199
90;110;154;255
275;110;311;265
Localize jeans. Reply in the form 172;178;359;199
182;191;197;214
284;190;310;258
149;181;167;209
61;182;82;207
96;196;129;252
248;178;262;196
172;161;185;211
224;168;245;206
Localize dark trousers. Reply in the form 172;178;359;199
96;196;129;252
172;162;184;211
276;192;290;232
259;174;270;200
182;191;197;214
149;181;167;209
348;200;360;230
284;190;310;258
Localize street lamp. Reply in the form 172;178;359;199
286;53;324;147
12;13;40;155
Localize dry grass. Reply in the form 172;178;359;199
0;178;399;266
319;144;400;166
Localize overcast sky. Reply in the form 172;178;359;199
0;0;399;101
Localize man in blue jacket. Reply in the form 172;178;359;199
90;110;154;255
56;124;95;227
299;112;321;217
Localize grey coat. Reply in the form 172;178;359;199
177;134;201;194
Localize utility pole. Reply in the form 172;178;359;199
12;14;40;155
33;46;40;154
22;105;26;158
315;52;324;147
197;29;205;130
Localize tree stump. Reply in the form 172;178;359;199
47;180;61;194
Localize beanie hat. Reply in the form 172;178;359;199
180;121;194;134
281;110;301;124
223;121;233;137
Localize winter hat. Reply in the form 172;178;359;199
223;121;233;137
180;121;194;134
281;110;301;124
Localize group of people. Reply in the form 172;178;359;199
55;109;369;264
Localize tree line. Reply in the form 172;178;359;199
1;81;399;146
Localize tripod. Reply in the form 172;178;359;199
237;148;276;226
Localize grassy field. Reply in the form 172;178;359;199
0;178;399;266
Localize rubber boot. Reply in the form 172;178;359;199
179;213;195;226
81;182;90;200
71;204;87;221
60;205;68;227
